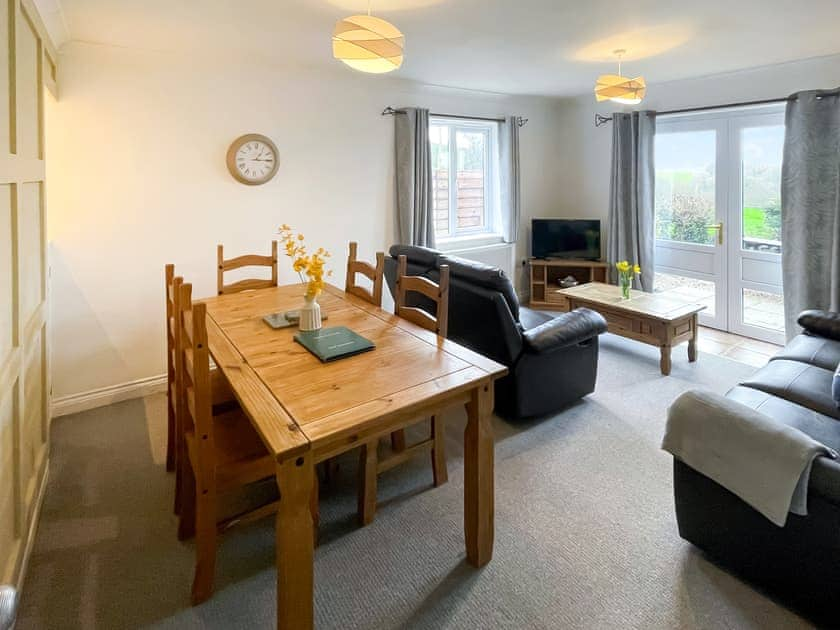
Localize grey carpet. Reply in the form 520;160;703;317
18;334;812;629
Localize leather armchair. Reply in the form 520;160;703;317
383;245;607;418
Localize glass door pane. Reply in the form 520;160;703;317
654;124;725;329
655;130;717;246
741;125;784;254
730;120;785;342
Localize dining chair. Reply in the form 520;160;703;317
216;241;278;295
165;264;178;473
357;254;450;525
167;265;235;518
174;281;283;604
345;241;385;306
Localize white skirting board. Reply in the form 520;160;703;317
51;374;167;418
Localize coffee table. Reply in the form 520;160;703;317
559;282;706;375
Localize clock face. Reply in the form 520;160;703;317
227;134;279;185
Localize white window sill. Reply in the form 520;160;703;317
435;234;507;253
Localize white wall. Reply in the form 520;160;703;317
553;54;840;230
46;41;567;401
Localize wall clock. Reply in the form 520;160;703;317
226;133;279;185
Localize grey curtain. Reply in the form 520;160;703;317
607;111;656;291
499;116;521;243
395;107;434;247
781;88;840;339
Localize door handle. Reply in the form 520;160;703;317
706;221;723;245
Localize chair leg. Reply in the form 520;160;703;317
177;458;196;541
166;400;176;472
324;458;339;486
358;440;378;526
191;481;218;605
431;415;448;487
173;413;186;515
390;429;406;453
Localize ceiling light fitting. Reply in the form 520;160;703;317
594;49;646;105
333;2;404;74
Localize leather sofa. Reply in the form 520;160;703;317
383;245;607;419
672;310;840;622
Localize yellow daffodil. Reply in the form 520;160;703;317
633;264;641;274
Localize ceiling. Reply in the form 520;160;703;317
34;0;840;97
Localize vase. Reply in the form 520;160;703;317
619;276;631;300
299;295;322;331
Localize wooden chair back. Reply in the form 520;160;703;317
216;241;278;295
344;241;385;306
164;264;178;472
176;283;216;474
394;254;449;337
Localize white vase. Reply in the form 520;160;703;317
298;295;322;331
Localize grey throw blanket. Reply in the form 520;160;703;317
662;390;838;527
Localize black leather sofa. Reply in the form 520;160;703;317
383;245;607;419
672;310;840;622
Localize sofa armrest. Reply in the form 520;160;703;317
522;308;607;354
798;310;840;341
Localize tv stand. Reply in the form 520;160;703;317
529;258;609;312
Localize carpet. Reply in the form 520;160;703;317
17;334;812;629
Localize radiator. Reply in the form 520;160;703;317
442;243;514;278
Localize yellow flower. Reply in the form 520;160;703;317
277;224;331;295
633;264;641;274
616;261;630;273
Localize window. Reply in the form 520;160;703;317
430;117;501;242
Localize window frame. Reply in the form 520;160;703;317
430;116;501;245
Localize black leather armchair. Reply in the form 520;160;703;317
384;245;607;418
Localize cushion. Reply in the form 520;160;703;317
518;306;554;331
739;359;839;420
798;310;840;342
770;333;840;372
725;385;840;506
437;254;520;321
834;363;840;409
388;244;441;268
727;386;840;450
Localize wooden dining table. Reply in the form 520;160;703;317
200;283;508;629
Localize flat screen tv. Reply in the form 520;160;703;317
532;219;601;260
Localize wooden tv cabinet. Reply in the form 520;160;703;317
529;258;609;312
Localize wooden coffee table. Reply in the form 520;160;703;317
560;282;706;375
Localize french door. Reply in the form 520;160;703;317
654;105;786;344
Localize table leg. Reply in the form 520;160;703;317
358;439;378;526
464;381;495;567
276;453;314;630
659;346;672;376
688;314;698;363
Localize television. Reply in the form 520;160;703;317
531;219;601;260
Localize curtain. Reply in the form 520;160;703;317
499;116;521;243
781;88;840;339
607;111;656;291
395;107;434;247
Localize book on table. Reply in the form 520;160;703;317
294;326;375;362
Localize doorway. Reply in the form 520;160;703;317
654;105;785;344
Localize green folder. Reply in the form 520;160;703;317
294;326;375;363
